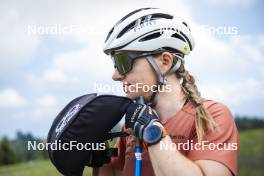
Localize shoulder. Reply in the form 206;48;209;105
202;99;238;137
203;99;231;113
203;99;233;121
183;99;233;121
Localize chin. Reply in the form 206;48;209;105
125;93;136;100
125;92;141;100
125;92;150;102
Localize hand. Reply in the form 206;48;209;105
125;103;159;139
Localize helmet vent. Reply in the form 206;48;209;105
182;22;187;27
151;13;173;20
171;32;186;42
182;21;191;32
116;21;137;39
116;13;173;39
105;27;114;42
139;32;162;42
116;8;155;27
107;8;156;41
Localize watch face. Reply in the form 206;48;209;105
143;125;162;144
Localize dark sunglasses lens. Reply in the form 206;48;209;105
112;53;132;75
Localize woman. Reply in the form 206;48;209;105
100;8;239;176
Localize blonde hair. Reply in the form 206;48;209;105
175;59;216;142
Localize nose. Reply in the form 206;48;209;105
112;68;124;81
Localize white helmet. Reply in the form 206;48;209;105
103;7;195;55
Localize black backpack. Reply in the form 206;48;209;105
47;93;132;176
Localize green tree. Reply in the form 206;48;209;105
0;137;16;165
235;117;264;131
13;131;43;162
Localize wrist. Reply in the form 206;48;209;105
143;122;167;146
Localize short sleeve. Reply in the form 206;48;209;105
188;102;240;176
111;126;126;170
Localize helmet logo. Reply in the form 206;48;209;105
134;15;156;32
183;44;189;54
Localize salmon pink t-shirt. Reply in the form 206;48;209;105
111;100;239;176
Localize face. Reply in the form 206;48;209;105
112;51;174;101
112;56;158;101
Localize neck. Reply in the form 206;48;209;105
154;75;186;123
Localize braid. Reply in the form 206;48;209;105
176;60;216;143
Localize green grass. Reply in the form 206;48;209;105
0;160;60;176
238;129;264;176
0;160;92;176
0;129;263;176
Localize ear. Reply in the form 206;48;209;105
157;52;174;75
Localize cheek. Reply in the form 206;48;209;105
124;60;157;101
131;60;157;85
141;68;157;88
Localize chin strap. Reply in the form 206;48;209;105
146;54;183;107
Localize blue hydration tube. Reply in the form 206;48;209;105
135;140;142;176
134;96;144;176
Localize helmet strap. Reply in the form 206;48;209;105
145;55;182;107
146;56;167;85
146;56;166;107
169;53;183;73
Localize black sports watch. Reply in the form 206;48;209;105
143;123;167;145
